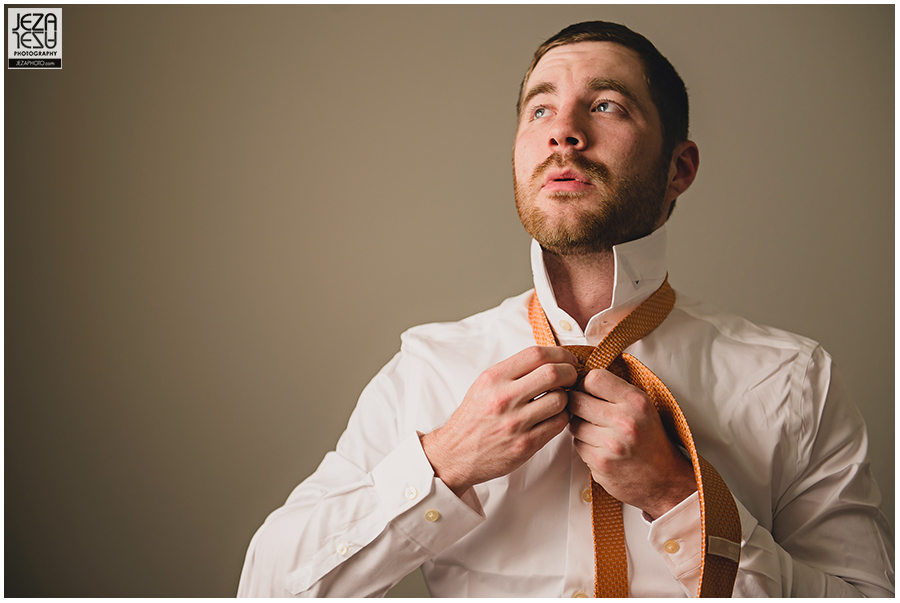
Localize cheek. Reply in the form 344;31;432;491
619;128;665;167
602;133;649;171
513;139;538;182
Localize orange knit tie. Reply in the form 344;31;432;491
528;279;741;597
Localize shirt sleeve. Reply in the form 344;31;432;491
732;348;894;597
237;352;485;597
646;491;703;595
646;347;893;598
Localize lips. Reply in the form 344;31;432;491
541;168;594;192
543;168;591;185
528;152;610;194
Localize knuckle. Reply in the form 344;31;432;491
545;391;567;414
582;368;603;389
539;363;563;382
489;391;514;413
554;390;570;411
607;437;628;459
567;392;584;415
480;365;504;387
509;435;531;458
626;389;653;412
615;416;639;445
522;346;545;363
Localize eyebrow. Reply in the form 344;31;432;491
519;77;645;116
520;82;556;114
588;77;643;110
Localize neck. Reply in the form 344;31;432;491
542;248;615;330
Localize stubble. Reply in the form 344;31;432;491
514;151;670;256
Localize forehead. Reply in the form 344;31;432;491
526;41;650;97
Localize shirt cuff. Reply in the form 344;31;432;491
372;432;485;555
647;490;702;592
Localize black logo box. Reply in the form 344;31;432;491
8;58;61;68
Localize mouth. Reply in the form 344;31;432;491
541;168;594;192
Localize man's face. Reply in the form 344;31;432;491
513;41;673;255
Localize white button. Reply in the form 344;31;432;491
581;488;591;503
404;486;418;500
664;539;680;554
572;591;589;598
559;320;572;331
336;543;349;556
424;509;441;522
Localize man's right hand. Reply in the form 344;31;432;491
420;346;578;497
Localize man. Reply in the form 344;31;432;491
238;21;893;597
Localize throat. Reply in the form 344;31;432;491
542;248;615;330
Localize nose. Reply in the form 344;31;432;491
548;105;588;151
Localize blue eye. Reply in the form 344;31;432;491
533;107;547;119
594;101;623;114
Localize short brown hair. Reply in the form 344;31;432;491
517;21;689;157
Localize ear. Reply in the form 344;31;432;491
662;140;699;210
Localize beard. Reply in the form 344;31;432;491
514;151;671;256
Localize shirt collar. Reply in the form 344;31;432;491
530;225;669;346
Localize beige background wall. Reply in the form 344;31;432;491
5;5;893;597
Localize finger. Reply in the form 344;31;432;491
521;389;569;428
568;414;607;447
581;368;648;409
498;346;578;381
567;390;612;425
528;407;571;447
570;417;633;472
514;361;579;402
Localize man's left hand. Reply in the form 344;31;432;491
568;367;696;520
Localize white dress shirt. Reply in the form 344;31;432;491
238;226;894;597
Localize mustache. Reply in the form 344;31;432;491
532;152;610;184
